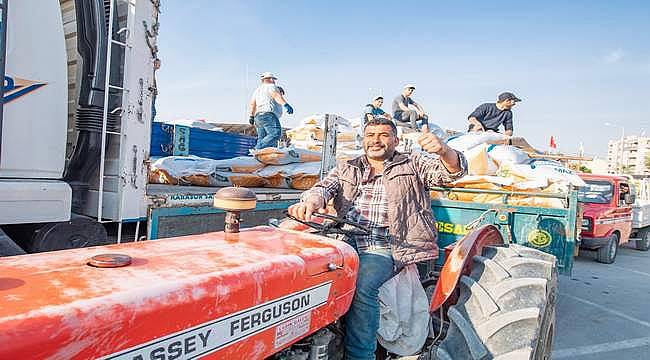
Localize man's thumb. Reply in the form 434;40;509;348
421;124;429;133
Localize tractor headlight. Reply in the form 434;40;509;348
581;217;593;232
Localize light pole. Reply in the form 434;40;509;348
605;122;625;173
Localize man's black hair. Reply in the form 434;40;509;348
364;117;398;136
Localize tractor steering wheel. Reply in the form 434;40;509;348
284;211;371;237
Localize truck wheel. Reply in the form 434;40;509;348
435;244;557;360
636;229;650;251
596;234;618;264
26;218;109;253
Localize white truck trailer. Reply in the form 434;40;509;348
631;179;650;250
0;0;302;256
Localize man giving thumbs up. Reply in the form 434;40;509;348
418;124;463;172
287;117;466;359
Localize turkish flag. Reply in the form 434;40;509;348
549;136;557;149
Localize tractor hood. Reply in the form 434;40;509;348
0;227;359;359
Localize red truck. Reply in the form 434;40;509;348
577;174;650;264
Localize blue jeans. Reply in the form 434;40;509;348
396;110;428;129
254;112;281;149
345;249;395;360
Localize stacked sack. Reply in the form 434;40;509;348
287;114;364;161
248;147;322;190
149;155;267;187
149;146;323;190
436;132;586;208
396;123;449;154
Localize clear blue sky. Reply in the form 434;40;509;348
156;0;650;157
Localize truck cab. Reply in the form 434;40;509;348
578;174;634;263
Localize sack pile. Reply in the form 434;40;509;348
287;114;363;161
149;117;583;209
149;146;323;190
435;132;586;208
249;147;322;190
395;122;449;154
149;156;267;187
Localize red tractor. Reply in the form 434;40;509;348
0;189;557;359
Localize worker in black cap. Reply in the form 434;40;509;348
467;92;521;136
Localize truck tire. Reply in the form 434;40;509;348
635;229;650;251
596;234;618;264
435;244;557;360
26;218;109;253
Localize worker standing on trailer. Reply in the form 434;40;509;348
288;118;467;360
248;72;294;149
467;91;521;136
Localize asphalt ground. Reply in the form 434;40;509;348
552;243;650;359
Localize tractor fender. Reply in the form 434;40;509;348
429;225;504;313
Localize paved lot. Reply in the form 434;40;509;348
553;244;650;359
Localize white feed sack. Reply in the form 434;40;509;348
464;144;499;176
250;146;322;165
446;132;508;152
148;156;268;187
487;145;530;165
528;159;586;187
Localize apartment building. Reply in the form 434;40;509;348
607;136;650;175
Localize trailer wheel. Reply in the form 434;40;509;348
635;229;650;251
596;234;618;264
435;244;557;360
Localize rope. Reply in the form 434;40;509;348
465;209;497;231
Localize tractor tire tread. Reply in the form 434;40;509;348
435;245;558;360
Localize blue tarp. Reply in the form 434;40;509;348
151;122;257;160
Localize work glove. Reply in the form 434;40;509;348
284;104;294;114
249;115;255;125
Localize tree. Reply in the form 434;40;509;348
621;165;634;175
579;165;592;173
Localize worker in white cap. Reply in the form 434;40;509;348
362;96;392;123
391;84;428;130
248;72;294;149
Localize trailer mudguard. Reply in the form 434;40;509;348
429;225;503;312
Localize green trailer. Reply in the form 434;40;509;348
145;183;579;275
430;186;580;275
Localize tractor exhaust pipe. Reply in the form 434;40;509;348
213;187;257;233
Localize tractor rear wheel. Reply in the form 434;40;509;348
435;244;557;360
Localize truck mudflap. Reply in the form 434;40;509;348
580;235;612;249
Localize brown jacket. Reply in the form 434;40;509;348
304;151;467;268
